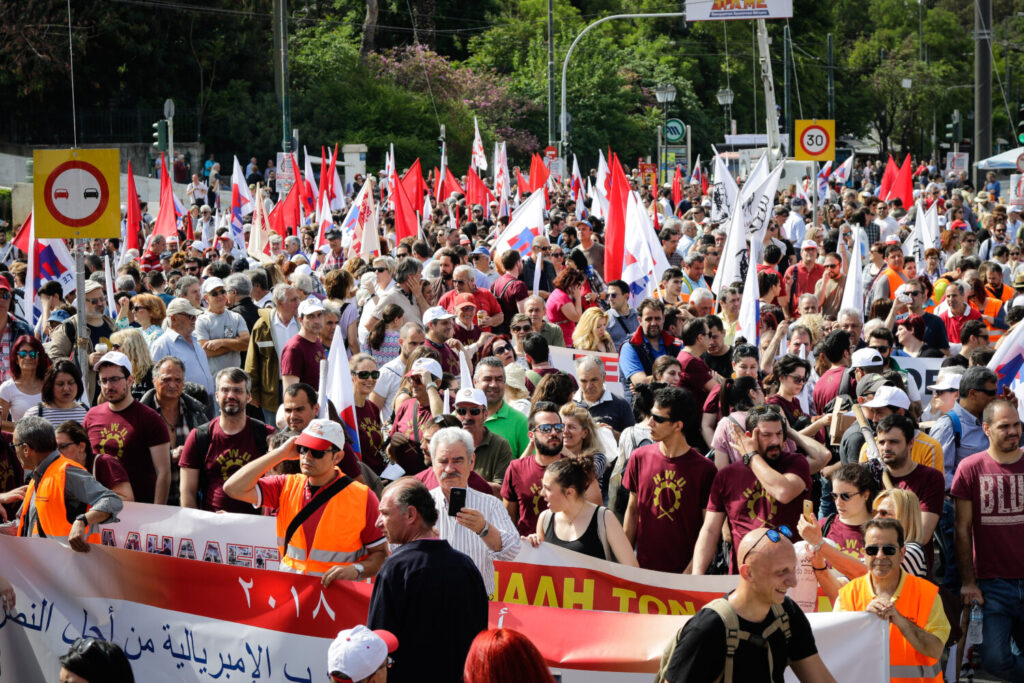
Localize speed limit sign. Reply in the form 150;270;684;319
794;120;835;161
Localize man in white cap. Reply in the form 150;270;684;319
783;240;825;309
281;298;326;392
195;277;250;376
327;625;398;683
224;418;387;585
856;385;943;472
423;306;462;376
150;297;216;399
84;351;172;504
453;387;513;495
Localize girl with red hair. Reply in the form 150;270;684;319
463;629;555;683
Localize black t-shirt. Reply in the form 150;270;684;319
702;349;732;379
663;596;817;683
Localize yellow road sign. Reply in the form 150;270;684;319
34;148;121;239
794;120;835;162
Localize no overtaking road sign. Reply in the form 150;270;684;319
34;148;121;239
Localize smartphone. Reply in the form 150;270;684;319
803;499;815;524
448;487;467;516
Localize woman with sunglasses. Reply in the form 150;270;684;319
349;353;387;475
545;268;585;346
0;335;49;429
126;293;167;347
710;376;767;469
388;350;445;475
22;360;88;426
871;488;928;578
765;354;815;431
480;335;518;369
701;344;760;448
507;313;532;363
362;303;405;367
572;307;615;353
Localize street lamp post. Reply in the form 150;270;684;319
654;84;677;185
716;87;734;140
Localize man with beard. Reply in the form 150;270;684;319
501;402;567;535
281;299;326;392
179;368;273;514
452;388;513;496
619;299;683;403
692;406;812;573
475;357;529;459
623;386;717;573
837;518;948;681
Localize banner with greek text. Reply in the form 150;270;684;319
894;356;945;402
0;537;887;682
549;346;624;397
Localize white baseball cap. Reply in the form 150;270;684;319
201;276;225;295
298;298;325;318
404;357;443;380
454;387;487;407
862;385;910;410
801;240;819;251
927;374;962;392
296;418;345;451
93;350;133;374
327;625;398;682
851;347;885;369
423;306;455;326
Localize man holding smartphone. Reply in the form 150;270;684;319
427;426;520;596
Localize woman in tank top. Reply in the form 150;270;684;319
524;458;637;566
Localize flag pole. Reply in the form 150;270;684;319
74;238;89;396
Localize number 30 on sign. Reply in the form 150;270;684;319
794;120;835;162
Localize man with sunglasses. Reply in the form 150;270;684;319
452;388;513;496
519;235;557;299
195;277;250;376
437;265;503;332
889;282;950;355
224;418;387;585
501;401;571;534
605;280;639;350
837;518;948;682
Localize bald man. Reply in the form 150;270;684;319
660;530;837;682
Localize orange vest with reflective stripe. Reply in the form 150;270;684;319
982;297;1004;343
842;572;943;683
881;267;908;297
17;455;99;544
275;472;370;576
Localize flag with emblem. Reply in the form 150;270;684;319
490;190;545;257
14;211;76;328
471;117;488;172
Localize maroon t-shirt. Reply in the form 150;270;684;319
414;467;493;495
812;366;845;415
452;322;483;348
93;454;130;490
703;383;723;416
84;400;171;504
355;401;387;475
280;335;325;388
179;418;274;514
951;451;1024;580
425;337;460;377
822;516;866;561
501;455;556;535
766;393;810;425
491;273;529;335
622;444;717;573
890;464;945;517
707;450;812;571
676;350;713;410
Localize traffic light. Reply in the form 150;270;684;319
152;119;168;152
1017;104;1024;145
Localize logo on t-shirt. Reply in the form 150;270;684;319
217;448;254;481
979;473;1024;517
529;482;544;516
652;471;686;520
97;423;130;459
743;482;777;524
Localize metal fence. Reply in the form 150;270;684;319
0;107;199;146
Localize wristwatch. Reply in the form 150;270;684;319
352;562;365;580
742;451;758;467
478;521;490;539
74;514;89;526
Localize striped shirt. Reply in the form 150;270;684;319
429;486;520;596
22;402;89;427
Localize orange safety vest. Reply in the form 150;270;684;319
17;455;100;544
275;472;370;576
987;282;1014;305
841;572;943;683
981;297;1004;343
880;267;908;297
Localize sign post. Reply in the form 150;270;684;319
33;148;121;381
794;119;835;229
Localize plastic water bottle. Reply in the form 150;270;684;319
966;602;984;645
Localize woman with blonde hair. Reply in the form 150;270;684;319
110;328;155;400
559;402;609;482
872;488;927;578
571;307;615;352
127;293;167;345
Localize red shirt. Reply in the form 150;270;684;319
437;287;501;331
784;262;825;301
501;455;556;535
676;350;713;411
938;306;982;343
951;451;1024;580
84;400;171;504
280;335;326;387
812;366;846;415
140;249;163;273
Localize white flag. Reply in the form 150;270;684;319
840;219;864;314
491;190;546;257
471;117;488;172
621;191;659;306
709;149;739;225
830;154;855;185
736;243;761;348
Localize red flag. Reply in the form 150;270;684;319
516;169;531;197
318;146;328;206
432;166;442;202
528;154;549;193
293;153;314;220
269;180;300;237
889;153;914;209
151;153;178;238
913;162;928;178
401;159;427;207
466;167;489;209
603;153;630;282
878;155;897;201
391;159;419;243
443;166;465;198
125;161;142;253
671;165;683;210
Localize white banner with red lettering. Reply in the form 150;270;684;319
0;536;887;682
549;347;624;397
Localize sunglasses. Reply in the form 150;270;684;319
973;387;997;396
551;253;564;259
352;370;380;380
874;508;892;518
0;292;10;301
534;423;565;434
742;526;793;564
492;345;511;354
16;350;39;359
372;267;389;273
649;413;675;423
111;344;121;351
830;491;858;502
208;289;226;297
864;544;899;556
869;346;889;354
56;441;77;452
787;374;808;385
131;305;149;312
297;445;329;458
86;297;104;305
511;325;531;333
535;247;550;253
453;280;473;286
456;407;483;416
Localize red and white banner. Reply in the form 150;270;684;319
0;536;887;682
549;347;623;397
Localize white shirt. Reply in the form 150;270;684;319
271;312;299;362
874;216;900;243
429;486;520;596
782;213;807;244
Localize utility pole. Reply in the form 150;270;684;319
755;19;782;164
974;0;991;186
827;34;835;121
547;0;555;149
273;0;291;153
783;25;790;147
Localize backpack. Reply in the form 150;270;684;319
190;419;270;504
655;597;792;683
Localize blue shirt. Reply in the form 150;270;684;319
930;401;989;490
607;309;639;350
149;328;216;399
619;333;671;381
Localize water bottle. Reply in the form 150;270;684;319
966;602;984;646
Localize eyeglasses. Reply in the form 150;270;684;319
86;297;104;305
904;290;922;296
864;544;900;556
869;345;889;354
649;413;675;423
208;289;226;297
297;445;329;458
99;375;127;386
830;491;858;501
131;306;148;312
0;292;10;301
11;441;24;450
186;266;200;273
511;325;531;333
492;345;512;355
535;246;550;253
453;280;473;286
551;253;564;259
706;251;719;257
111;344;121;351
742;526;793;564
973;387;997;396
372;267;389;273
534;423;565;434
874;508;892;518
787;374;808;385
456;407;483;416
16;350;39;359
56;441;77;452
351;370;380;380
